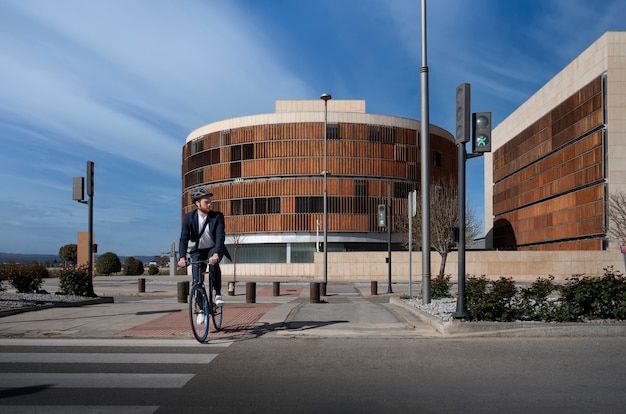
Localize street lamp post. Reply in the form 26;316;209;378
320;93;332;286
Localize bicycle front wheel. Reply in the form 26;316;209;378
208;278;223;331
210;299;223;331
189;284;209;342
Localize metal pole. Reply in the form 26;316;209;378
420;0;432;303
453;144;468;318
87;173;94;297
321;93;332;285
408;192;413;297
387;184;393;294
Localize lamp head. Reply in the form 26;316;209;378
320;93;332;102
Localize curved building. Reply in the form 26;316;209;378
182;99;456;263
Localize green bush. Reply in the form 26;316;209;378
96;252;121;275
432;274;452;299
123;257;144;276
58;265;92;296
1;262;47;293
517;276;563;322
148;264;159;275
560;266;626;320
464;267;626;322
465;276;518;321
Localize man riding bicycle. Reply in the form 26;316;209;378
178;187;231;306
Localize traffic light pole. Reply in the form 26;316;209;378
387;184;393;294
453;143;468;318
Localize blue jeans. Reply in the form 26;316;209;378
190;249;222;296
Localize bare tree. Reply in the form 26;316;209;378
607;191;626;247
397;179;481;277
227;232;247;283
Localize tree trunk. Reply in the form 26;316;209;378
438;251;448;278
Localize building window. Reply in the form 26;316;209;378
354;179;368;214
434;151;442;167
231;161;241;178
267;197;281;214
243;143;254;160
191;139;204;155
220;129;231;146
327;124;340;140
296;196;323;213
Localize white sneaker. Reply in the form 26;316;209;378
196;311;205;324
215;295;224;307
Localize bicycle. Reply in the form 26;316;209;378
187;260;223;342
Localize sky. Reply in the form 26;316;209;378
1;0;625;256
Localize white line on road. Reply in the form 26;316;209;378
0;353;217;364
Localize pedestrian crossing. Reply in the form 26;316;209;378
0;338;231;413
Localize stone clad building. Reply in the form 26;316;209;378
485;31;626;253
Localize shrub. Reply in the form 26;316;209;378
58;265;92;296
148;264;159;275
432;274;452;299
517;276;562;321
2;262;47;293
560;266;626;320
465;275;518;322
123;257;144;276
96;252;122;275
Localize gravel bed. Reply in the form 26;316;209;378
0;292;89;312
402;297;457;322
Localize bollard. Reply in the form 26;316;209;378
246;282;256;303
273;281;280;296
177;281;189;303
310;282;320;303
320;281;327;297
138;278;145;293
371;281;378;296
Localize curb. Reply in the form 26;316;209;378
390;297;626;338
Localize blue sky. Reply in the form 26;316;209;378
0;0;624;256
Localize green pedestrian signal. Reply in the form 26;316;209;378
377;204;386;227
472;112;491;153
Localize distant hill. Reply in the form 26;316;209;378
0;252;158;265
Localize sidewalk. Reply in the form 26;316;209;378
1;276;626;340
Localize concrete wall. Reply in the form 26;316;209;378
219;250;625;284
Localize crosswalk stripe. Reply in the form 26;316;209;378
0;338;233;347
0;406;159;414
0;373;195;388
0;353;217;364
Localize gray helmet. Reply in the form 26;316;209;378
191;187;213;202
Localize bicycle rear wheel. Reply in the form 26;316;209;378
189;284;209;342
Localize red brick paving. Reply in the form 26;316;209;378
119;287;301;339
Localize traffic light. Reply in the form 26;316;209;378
455;83;470;144
472;112;492;153
72;177;84;201
86;161;94;196
377;204;386;227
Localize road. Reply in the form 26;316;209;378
1;336;625;413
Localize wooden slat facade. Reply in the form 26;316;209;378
492;76;606;250
182;121;457;234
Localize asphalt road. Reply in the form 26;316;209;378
2;336;625;413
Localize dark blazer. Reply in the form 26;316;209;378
179;210;231;261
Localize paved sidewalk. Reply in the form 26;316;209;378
2;276;626;340
0;277;439;340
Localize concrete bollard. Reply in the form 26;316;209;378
177;281;189;303
310;282;320;303
138;278;145;293
273;281;280;296
246;282;256;303
320;281;327;297
371;281;378;296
